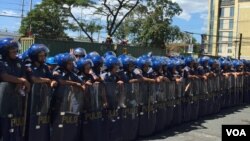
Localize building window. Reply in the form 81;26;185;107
219;31;223;42
229;31;233;42
230;7;234;17
220;19;224;29
218;44;223;53
228;48;232;53
220;7;225;17
228;43;233;48
229;19;234;29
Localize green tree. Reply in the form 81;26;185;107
114;0;183;48
19;0;69;39
93;0;140;37
85;21;102;39
52;0;96;42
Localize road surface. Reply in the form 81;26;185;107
139;105;250;141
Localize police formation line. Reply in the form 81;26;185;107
0;38;250;141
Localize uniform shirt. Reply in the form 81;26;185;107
211;67;221;75
26;63;53;80
78;72;94;83
167;70;181;81
101;72;122;83
0;58;25;77
183;66;195;79
119;69;141;83
54;68;82;83
148;70;162;79
197;66;211;75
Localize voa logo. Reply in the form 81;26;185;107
226;129;246;136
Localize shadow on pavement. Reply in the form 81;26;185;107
138;104;250;141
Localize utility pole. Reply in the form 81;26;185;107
29;0;33;37
238;33;242;59
21;0;25;19
184;31;193;54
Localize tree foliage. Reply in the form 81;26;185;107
19;0;70;40
114;0;184;48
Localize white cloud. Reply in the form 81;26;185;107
173;0;208;21
172;0;208;33
0;10;19;17
200;13;208;33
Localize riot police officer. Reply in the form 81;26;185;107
46;57;57;72
85;52;104;82
76;58;95;86
51;53;84;141
0;38;30;141
26;44;57;141
73;48;86;61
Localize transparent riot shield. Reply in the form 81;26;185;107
207;77;214;115
243;75;250;103
28;83;52;141
165;81;175;128
121;83;139;141
81;83;108;141
103;83;123;141
182;79;192;122
238;75;244;104
198;79;208;117
231;75;237;106
213;76;221;113
154;82;167;132
220;75;227;109
172;80;183;125
190;78;200;121
226;75;233;107
138;82;157;137
0;82;26;141
51;85;84;141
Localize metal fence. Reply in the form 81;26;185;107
33;38;166;57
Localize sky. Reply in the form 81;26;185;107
0;0;208;43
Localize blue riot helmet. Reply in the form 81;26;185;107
220;60;229;70
167;59;176;72
160;57;169;72
76;57;93;72
185;56;194;67
0;38;19;60
118;54;136;71
21;50;29;60
91;55;104;67
88;51;100;57
136;56;152;69
103;51;116;58
208;58;215;67
199;56;210;67
46;57;57;65
151;58;163;72
57;53;76;69
104;55;121;70
232;60;243;70
175;59;183;71
28;44;49;63
54;53;64;65
73;47;86;58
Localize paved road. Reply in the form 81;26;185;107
139;105;250;141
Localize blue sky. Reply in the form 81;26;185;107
0;0;208;43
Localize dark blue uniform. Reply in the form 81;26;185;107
26;63;54;141
1;58;25;77
0;58;26;141
26;63;53;80
78;72;94;83
119;69;141;83
102;72;122;83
